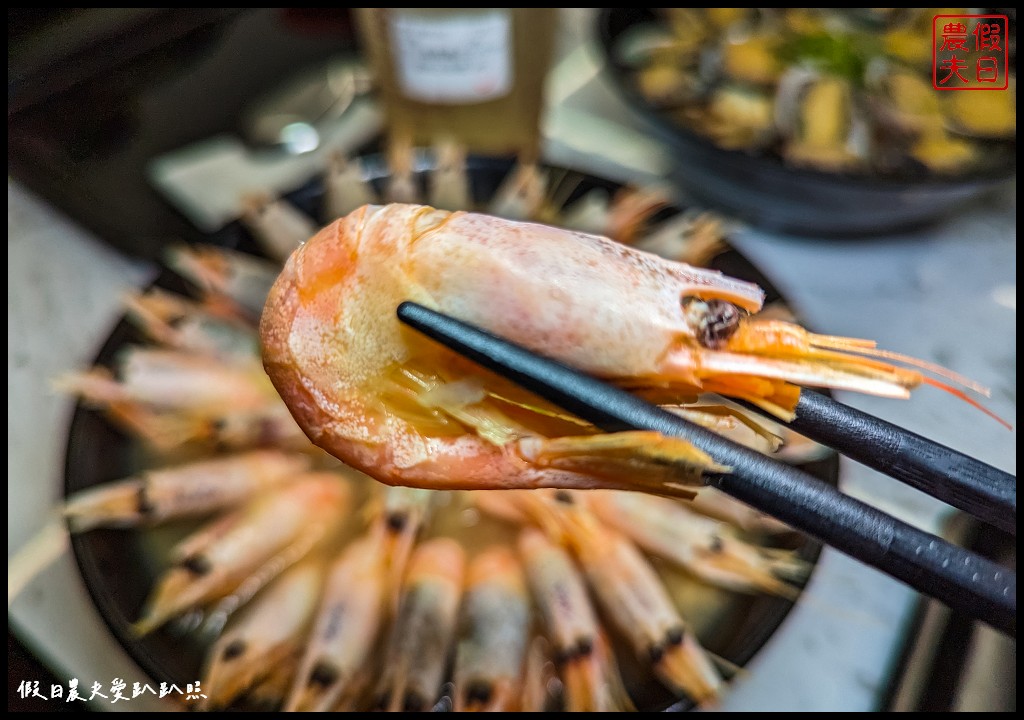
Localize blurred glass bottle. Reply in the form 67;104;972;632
355;8;556;161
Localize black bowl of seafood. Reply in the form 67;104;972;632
63;152;850;711
598;8;1016;236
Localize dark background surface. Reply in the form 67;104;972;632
9;632;89;712
9;8;358;261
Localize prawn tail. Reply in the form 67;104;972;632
655;632;724;706
693;542;808;600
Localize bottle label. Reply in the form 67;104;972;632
390;10;512;104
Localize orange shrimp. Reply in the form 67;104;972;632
518;527;634;712
199;559;323;710
452;547;531;711
284;530;390;712
63;450;310;532
133;473;350;635
373;537;466;712
483;491;722;705
260;203;990;495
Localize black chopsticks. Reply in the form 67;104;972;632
397;301;1016;637
762;390;1016;535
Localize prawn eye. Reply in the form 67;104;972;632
681;297;743;349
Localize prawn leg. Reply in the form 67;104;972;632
516;431;729;497
666;404;780;454
396;372;728;496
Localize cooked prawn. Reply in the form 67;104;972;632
261;204;988;496
133;473;350;635
165;245;279;322
687;486;793;534
325;151;378;221
488;162;548;220
63;450;310;532
372;485;436;607
428;140;471;212
57;347;311;454
520;635;559;712
199;558;323;710
42;166;874;713
583;490;808;596
452;547;530;711
518;527;634;712
487;491;721;704
241;193;318;264
373;537;466;712
284;530;390;712
123;288;258;360
548;495;723;704
58;347;272;414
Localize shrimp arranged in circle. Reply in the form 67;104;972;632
47;155;998;713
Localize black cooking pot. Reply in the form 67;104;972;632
597;8;1016;237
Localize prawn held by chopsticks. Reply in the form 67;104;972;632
260;203;1001;497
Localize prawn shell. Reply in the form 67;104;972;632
453;547;530;711
285;532;389;711
63;450;310;531
201;559;323;709
260;205;764;489
265;204;762;381
374;537;466;712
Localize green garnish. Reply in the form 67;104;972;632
777;33;877;85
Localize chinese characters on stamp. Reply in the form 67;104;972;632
933;14;1009;90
